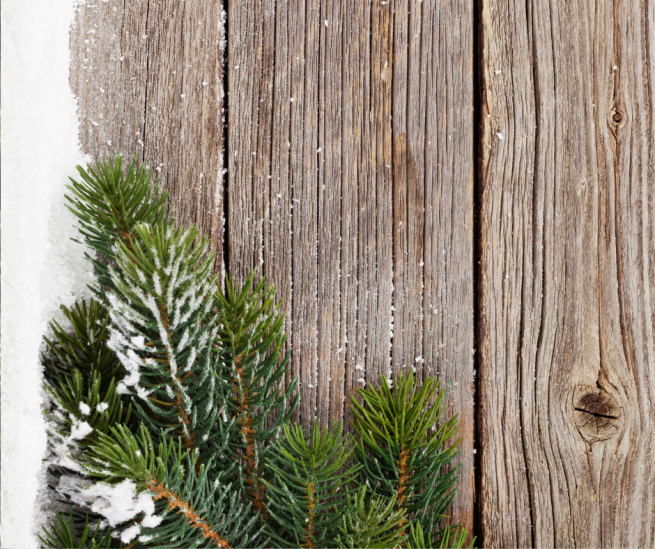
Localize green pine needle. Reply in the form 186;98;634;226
39;513;120;549
336;486;407;549
45;368;131;449
351;371;462;545
84;425;259;548
106;223;226;460
66;153;170;297
263;420;360;548
213;271;299;520
42;299;122;390
406;521;473;549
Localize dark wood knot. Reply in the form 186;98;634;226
572;385;622;443
612;112;622;123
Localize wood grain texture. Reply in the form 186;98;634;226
227;0;474;537
70;0;226;272
479;0;655;546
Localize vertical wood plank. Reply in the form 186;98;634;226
479;0;655;546
227;0;474;537
368;1;395;389
70;0;225;271
70;0;147;162
227;0;264;281
390;0;474;537
268;0;295;391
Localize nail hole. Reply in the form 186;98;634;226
613;112;622;123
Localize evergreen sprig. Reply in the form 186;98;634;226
405;521;470;549
264;421;360;548
336;487;407;549
351;372;465;546
214;272;299;519
39;513;120;549
44;369;131;449
82;425;259;548
42;300;121;390
66;154;170;296
104;222;225;459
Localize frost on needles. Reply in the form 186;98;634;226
39;153;473;548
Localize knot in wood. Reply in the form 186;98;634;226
612;111;622;123
572;385;621;443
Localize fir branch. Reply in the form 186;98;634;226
351;372;462;546
263;420;360;548
336;487;407;549
105;223;224;458
405;521;472;549
44;368;131;473
66;154;170;295
42;299;122;391
39;513;121;549
214;272;299;517
84;425;258;548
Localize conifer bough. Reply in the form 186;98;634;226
39;154;473;548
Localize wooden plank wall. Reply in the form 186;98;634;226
227;0;475;536
479;0;655;547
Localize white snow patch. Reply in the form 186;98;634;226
78;402;91;416
58;478;160;531
70;420;93;441
3;0;94;544
121;524;142;543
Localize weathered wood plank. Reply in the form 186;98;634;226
479;0;655;546
390;0;475;537
267;0;296;394
70;1;146;162
368;1;394;392
227;0;474;537
70;0;225;271
227;0;264;281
